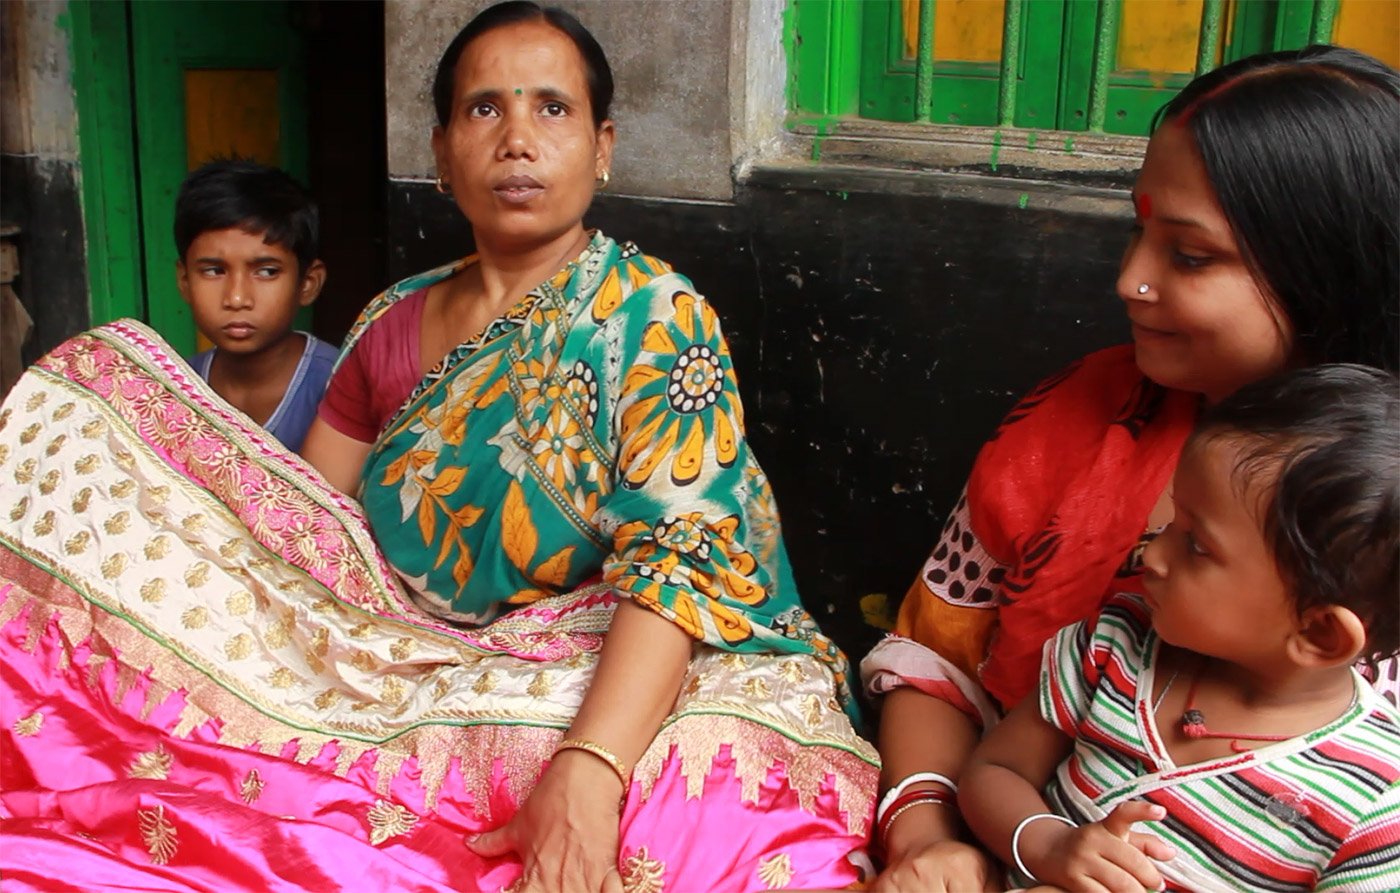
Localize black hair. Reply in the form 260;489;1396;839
174;159;319;273
431;1;614;130
1154;46;1400;373
1191;364;1400;666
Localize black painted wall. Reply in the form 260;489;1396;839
383;168;1135;667
0;155;90;364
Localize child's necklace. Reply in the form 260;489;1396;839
1179;668;1291;753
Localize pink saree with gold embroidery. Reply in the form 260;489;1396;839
0;321;877;891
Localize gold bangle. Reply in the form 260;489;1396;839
553;737;630;788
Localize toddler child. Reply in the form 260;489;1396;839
175;159;338;452
960;364;1400;892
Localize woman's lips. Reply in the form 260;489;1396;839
494;175;544;205
1131;321;1174;340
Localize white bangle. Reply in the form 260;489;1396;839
875;771;959;826
1011;813;1076;883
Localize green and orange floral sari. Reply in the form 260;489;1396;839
354;232;849;683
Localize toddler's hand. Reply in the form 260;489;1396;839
1021;801;1176;893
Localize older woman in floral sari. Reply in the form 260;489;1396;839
0;4;875;891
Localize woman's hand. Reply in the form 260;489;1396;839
465;749;625;893
1019;802;1175;893
872;836;995;893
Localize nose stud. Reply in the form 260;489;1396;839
1137;283;1150;295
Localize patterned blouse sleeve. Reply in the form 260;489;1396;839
591;275;836;661
859;486;1009;728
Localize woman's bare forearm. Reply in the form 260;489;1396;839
566;597;692;769
877;686;982;857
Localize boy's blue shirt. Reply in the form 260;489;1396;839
189;332;340;453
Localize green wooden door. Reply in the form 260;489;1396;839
69;1;308;356
131;1;309;355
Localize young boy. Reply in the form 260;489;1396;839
960;364;1400;892
175;159;338;452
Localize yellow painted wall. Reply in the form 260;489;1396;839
1334;0;1400;68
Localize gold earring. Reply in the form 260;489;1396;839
435;175;450;194
598;170;610;188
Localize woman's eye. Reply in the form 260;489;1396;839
468;102;498;118
1173;249;1211;270
541;102;567;117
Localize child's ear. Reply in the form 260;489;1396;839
297;260;327;307
176;260;192;305
1287;604;1367;668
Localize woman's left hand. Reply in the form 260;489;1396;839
465;748;626;893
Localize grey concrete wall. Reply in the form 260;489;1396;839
384;0;743;200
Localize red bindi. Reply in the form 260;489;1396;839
1135;193;1152;220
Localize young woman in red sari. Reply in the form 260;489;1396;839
865;45;1399;891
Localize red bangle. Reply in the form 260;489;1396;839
876;789;952;851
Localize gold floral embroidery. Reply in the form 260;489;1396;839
140;578;168;604
183;562;211;588
70;486;92;513
348;623;372;639
741;677;771;699
63;531;91;555
10;496;28;521
145;483;168;503
218;537;245;559
719;653;750;670
38;469;60;494
32;510;55;536
24;391;46;411
366;799;418;845
13;711;43;736
181;513;206;534
225;591;253;615
350;650;377;673
225;634;254;661
144;535;172;560
382;676;406;705
109;478;135;498
138;804;178;865
103;511;131;535
101;553;128;580
128;746;173;780
802;694;824;730
19;422;40;443
14;456;36;483
180;606;209;629
432;676;451;701
472;670;498;695
264;618;292;650
53;401;75;420
621;846;666;893
269;668;296;689
313;689;341;711
113;448;136;472
757;853;793;889
779;659;809;684
310;598;337;615
0;407;9;430
74;453;100;474
45;434;67;456
389;638;414;661
81;417;108;439
239;769;265;804
0;443;9;464
527;671;553;698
